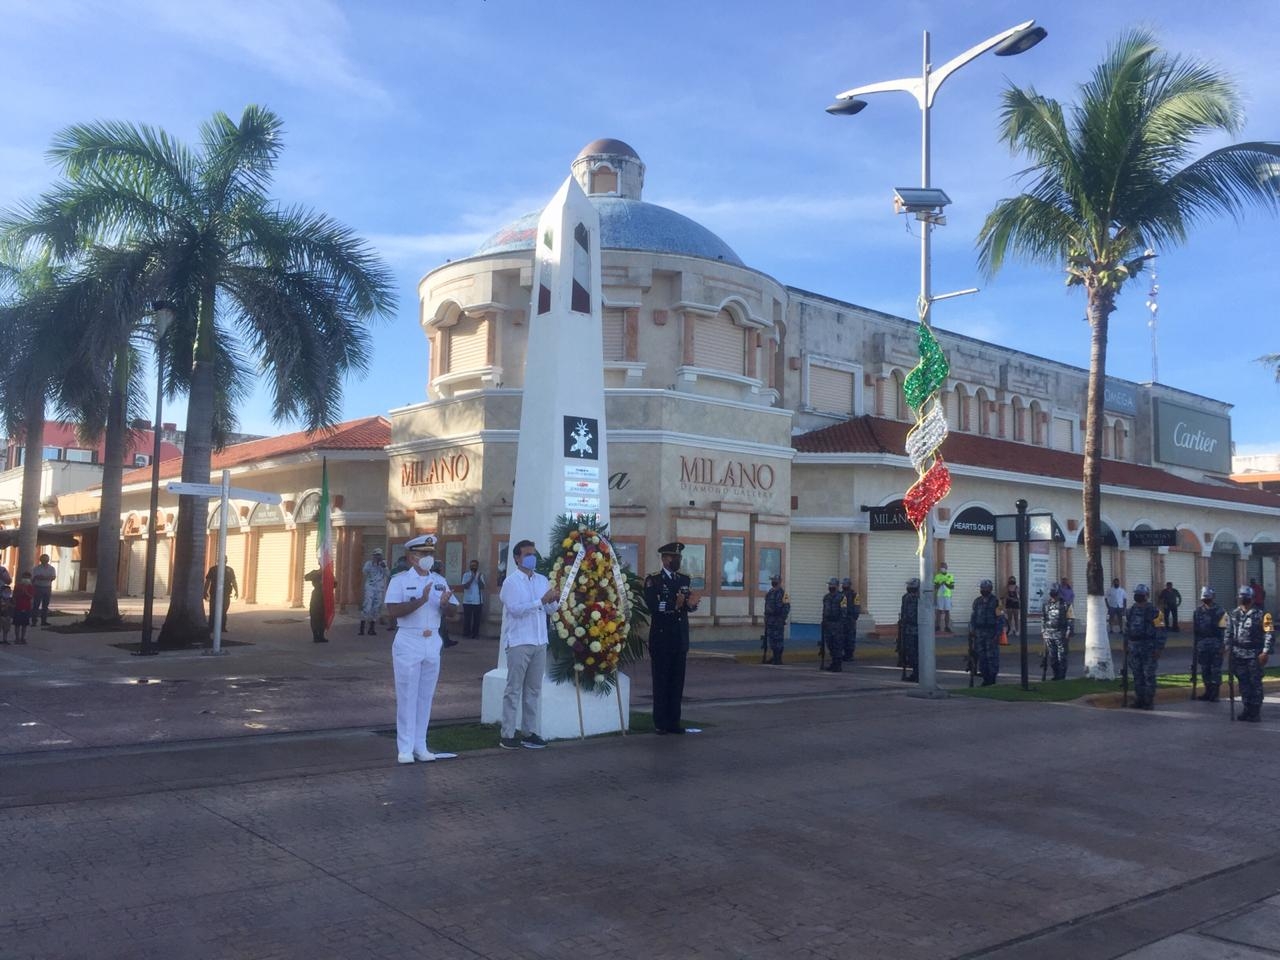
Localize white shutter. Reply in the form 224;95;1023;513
1164;551;1196;608
126;540;147;597
808;365;854;415
694;314;743;372
942;537;997;625
301;527;319;598
222;533;248;589
788;534;841;627
255;530;292;605
447;316;487;372
154;539;172;597
1052;417;1074;451
866;531;921;628
602;309;624;361
1125;549;1154;595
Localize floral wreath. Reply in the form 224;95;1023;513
545;514;647;694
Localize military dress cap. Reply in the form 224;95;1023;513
372;548;384;556
657;542;685;555
1239;585;1253;599
404;534;437;552
1201;586;1215;599
828;577;839;587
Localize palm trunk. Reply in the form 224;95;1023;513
158;306;215;648
17;391;45;577
86;370;127;625
1082;288;1116;679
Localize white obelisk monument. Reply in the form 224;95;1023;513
480;175;630;737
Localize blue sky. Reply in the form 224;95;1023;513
2;0;1277;453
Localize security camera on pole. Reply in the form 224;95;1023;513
479;175;629;738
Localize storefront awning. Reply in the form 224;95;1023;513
0;522;93;549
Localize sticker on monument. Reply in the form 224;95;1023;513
564;464;599;480
565;495;600;511
565;480;600;495
563;416;598;460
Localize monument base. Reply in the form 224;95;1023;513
481;668;631;740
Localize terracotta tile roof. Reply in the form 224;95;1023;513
795;415;1280;511
121;416;390;487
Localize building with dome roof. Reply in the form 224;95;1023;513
388;140;1280;640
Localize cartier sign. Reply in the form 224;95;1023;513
401;452;471;488
1152;399;1231;474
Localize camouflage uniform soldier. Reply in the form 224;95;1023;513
1224;586;1274;722
969;580;1001;686
1124;584;1166;710
839;577;860;662
821;578;845;672
897;579;920;682
763;575;790;665
1192;587;1228;702
1041;583;1072;680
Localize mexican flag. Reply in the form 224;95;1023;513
318;458;335;629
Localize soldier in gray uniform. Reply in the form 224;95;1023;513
821;578;845;672
839;577;860;662
763;575;790;665
969;579;1001;686
897;578;920;682
1224;586;1274;722
1124;584;1166;710
1041;582;1072;680
1192;586;1228;702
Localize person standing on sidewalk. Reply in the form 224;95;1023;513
1041;583;1072;680
840;577;860;663
645;542;701;734
1003;577;1021;636
498;540;559;750
1224;586;1274;722
304;569;329;643
383;534;459;763
0;582;13;644
30;554;56;626
1124;585;1165;710
1108;579;1128;634
358;548;389;636
821;578;844;672
763;575;789;664
898;578;920;682
1159;582;1182;633
1059;577;1076;642
933;562;955;634
460;559;486;639
1192;586;1228;702
11;573;34;644
204;563;238;633
969;580;1001;686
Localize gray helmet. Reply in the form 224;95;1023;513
1200;586;1214;600
907;578;920;590
1048;583;1060;596
1134;584;1149;598
979;579;993;591
828;577;839;587
1239;585;1253;600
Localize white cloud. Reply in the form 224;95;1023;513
365;230;491;265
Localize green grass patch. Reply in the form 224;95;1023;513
425;711;658;753
955;678;1124;702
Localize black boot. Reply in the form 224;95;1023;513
771;651;782;665
825;661;842;672
368;623;376;636
359;622;366;636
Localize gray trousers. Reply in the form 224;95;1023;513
502;644;547;739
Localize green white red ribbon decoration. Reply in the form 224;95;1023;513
901;323;951;549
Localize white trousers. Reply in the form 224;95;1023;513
501;644;546;739
392;629;443;756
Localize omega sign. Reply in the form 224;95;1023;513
679;456;775;500
401;452;471;488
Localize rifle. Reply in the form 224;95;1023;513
896;622;905;681
1041;640;1049;683
1190;634;1198;700
1228;646;1236;722
1121;628;1130;708
819;626;827;671
966;629;977;687
760;632;768;665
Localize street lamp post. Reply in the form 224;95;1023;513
137;300;176;657
827;20;1046;694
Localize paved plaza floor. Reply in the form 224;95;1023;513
2;599;1279;958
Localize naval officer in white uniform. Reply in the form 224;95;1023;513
384;534;460;764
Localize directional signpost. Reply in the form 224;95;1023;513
995;500;1056;690
169;471;280;656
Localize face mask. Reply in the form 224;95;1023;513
520;554;537;571
667;559;680;572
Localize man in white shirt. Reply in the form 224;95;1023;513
383;534;460;764
460;559;486;639
498;539;560;750
1107;578;1128;634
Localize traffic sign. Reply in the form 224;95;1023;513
167;482;281;504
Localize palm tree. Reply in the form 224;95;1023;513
8;106;396;646
977;31;1280;678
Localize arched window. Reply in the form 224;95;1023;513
1102;417;1113;458
1011;397;1026;442
589;165;617;194
974;388;991;436
892;369;908;420
445;314;486;373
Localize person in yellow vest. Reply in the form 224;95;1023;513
933;562;955;633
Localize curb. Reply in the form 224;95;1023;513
1082;677;1280;709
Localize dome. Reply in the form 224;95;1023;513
473;196;744;266
575;138;639;161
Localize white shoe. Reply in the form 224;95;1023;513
397;753;415;764
414;751;458;762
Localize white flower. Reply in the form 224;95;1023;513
573;543;584;554
589;641;601;653
574;663;584;672
594;674;608;683
574;627;586;637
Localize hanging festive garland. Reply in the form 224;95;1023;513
902;322;952;549
544;514;648;694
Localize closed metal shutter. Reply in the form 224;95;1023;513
255;529;292;605
694;314;743;372
1164;551;1196;609
1125;548;1154;595
808;365;854;416
301;527;319;598
1051;417;1074;451
154;539;172;597
447;316;487;372
126;540;147;596
221;533;248;590
788;533;841;628
1208;551;1237;603
866;531;921;627
943;536;997;626
602;309;624;361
